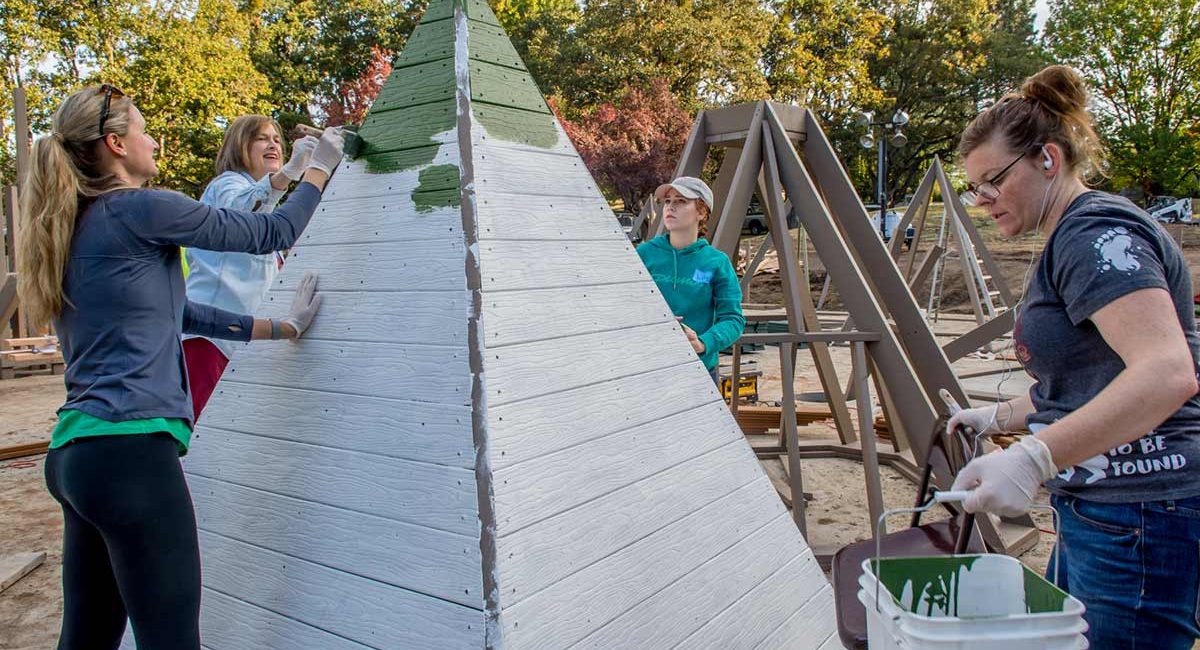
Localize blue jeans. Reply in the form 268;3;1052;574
1048;494;1200;649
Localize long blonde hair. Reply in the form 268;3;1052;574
213;115;285;176
17;85;133;328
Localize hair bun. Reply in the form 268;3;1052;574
1020;65;1088;119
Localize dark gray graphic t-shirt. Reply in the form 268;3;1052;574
1014;191;1200;503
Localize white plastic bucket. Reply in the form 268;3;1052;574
858;554;1088;649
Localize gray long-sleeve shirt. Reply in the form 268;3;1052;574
55;182;322;427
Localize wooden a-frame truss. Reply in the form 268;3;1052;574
651;101;1038;557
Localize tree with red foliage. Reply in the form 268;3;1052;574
322;45;393;127
556;79;694;213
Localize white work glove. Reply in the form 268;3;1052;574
280;271;322;339
951;435;1058;516
305;127;346;175
947;403;1002;436
280;135;319;181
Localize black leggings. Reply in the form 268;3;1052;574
44;433;200;650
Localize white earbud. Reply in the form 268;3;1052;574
1041;146;1053;170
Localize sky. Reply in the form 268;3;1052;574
1035;0;1051;33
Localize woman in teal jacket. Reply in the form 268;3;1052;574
637;176;745;383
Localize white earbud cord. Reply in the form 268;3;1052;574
971;159;1059;458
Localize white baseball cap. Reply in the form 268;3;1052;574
654;176;714;211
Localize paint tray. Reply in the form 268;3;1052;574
858;554;1088;649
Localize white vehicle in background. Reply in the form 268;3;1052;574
1148;196;1196;224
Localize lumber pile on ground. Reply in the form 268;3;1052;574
734;403;834;434
1;336;64;379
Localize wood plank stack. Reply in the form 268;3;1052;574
734;403;834;434
1;336;64;379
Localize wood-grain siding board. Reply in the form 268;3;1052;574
474;192;621;241
467;20;526;70
197;382;472;468
190;475;479;606
497;478;781;650
487;362;719;469
394;19;455;69
473;144;602;198
221;339;470;404
468;60;549;113
569;517;810;649
269;239;466;293
470;104;563;150
199;531;481;649
201;588;373;650
484;321;700;405
300;194;462;246
673;551;830;649
481;281;670;348
258;289;467;347
184;427;478;536
372;58;456;113
477;238;644;293
358;101;457;154
493;400;742;534
494;440;764;607
752;585;838;650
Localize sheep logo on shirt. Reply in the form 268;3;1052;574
1093;227;1141;273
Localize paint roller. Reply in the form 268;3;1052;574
290;123;364;159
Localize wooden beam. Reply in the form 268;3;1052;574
0;551;45;593
14;87;30;189
766;105;937;458
709;105;764;254
936;160;1014;307
908;243;944;293
942;309;1016;363
0;440;49;461
652;112;707;237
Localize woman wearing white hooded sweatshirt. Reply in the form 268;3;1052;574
183;115;320;419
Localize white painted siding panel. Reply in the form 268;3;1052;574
184;427;477;536
471;121;574;156
199;532;481;649
481;281;670;348
495;440;763;606
477;238;644;292
569;515;808;649
257;289;468;347
201;589;373;650
485;321;700;405
498;478;780;650
190;474;479;606
493;401;742;534
474;192;621;241
675;551;829;649
487;362;720;469
321;149;457;202
473;145;603;198
271;239;465;292
753;585;838;650
198;382;472;468
222;340;470;404
300;195;461;246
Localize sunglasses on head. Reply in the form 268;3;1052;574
97;83;126;140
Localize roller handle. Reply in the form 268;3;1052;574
932;490;972;503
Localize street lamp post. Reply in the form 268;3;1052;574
856;110;909;241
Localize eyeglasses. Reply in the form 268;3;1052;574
961;151;1026;206
96;84;125;140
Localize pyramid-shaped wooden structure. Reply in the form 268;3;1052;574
165;1;836;647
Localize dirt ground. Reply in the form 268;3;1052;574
3;210;1198;648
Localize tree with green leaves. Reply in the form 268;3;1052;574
1046;0;1200;197
554;0;774;112
491;0;579;99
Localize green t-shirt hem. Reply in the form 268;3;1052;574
51;410;193;454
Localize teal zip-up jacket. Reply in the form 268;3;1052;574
637;234;745;370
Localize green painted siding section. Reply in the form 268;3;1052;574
467;21;527;71
414;164;462;212
462;0;501;26
372;59;455;113
357;145;443;175
469;61;548;113
394;19;455;69
472;103;559;149
357;101;456;172
420;0;457;24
